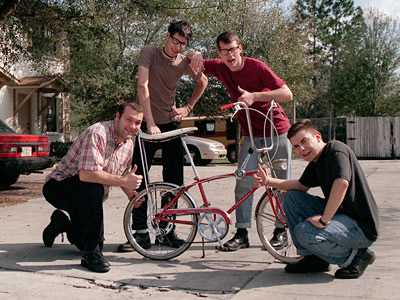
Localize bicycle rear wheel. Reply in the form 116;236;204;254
123;182;198;260
255;191;303;264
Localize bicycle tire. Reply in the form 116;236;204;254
123;182;198;260
255;191;303;264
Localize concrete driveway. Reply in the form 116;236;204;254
0;159;398;299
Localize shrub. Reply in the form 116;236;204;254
50;141;73;158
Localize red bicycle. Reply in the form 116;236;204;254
123;101;302;263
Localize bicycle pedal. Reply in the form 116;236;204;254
215;245;231;252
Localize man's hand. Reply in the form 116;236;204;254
188;51;204;73
306;215;326;229
122;164;143;190
253;164;269;188
238;86;257;107
170;107;188;122
133;194;145;208
147;124;161;134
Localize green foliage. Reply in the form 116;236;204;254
50;141;73;158
331;8;400;116
2;0;400;125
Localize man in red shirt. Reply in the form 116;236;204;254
190;31;293;251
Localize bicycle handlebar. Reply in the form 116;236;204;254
219;103;235;111
219;101;277;154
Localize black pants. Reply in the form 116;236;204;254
42;175;105;251
131;122;184;230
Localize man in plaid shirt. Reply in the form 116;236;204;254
42;101;143;273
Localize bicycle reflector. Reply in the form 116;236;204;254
272;159;288;171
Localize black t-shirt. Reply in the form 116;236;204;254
299;140;379;241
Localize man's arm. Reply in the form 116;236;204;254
79;165;142;191
306;178;349;228
170;73;208;122
186;51;204;72
137;65;160;134
253;164;309;192
238;84;293;107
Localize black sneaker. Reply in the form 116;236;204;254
117;232;151;252
81;249;110;273
42;209;70;248
284;255;330;273
335;248;376;279
269;228;288;250
219;231;249;251
155;231;184;248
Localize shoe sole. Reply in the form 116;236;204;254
155;240;183;248
118;242;151;252
335;252;376;279
43;210;68;248
81;259;110;273
266;241;288;251
216;243;250;252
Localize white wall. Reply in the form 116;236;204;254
0;86;15;128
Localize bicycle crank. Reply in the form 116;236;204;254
198;212;229;242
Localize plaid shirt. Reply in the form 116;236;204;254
47;120;133;200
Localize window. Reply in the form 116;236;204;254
195;120;215;135
46;101;57;132
226;119;238;140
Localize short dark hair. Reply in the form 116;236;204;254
287;119;318;140
117;101;143;117
216;31;240;50
168;21;192;41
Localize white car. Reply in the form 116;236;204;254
154;135;227;166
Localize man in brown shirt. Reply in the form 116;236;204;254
117;21;208;252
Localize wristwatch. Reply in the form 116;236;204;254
319;217;330;227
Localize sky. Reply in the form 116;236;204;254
354;0;400;18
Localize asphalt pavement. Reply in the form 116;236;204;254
0;159;399;299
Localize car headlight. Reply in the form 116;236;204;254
208;144;218;150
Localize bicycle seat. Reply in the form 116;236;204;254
138;127;198;141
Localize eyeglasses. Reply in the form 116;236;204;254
170;35;187;48
219;45;240;56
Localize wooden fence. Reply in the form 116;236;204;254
346;117;400;158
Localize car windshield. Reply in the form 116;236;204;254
0;120;15;133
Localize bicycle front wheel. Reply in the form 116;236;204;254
255;191;303;264
123;182;198;260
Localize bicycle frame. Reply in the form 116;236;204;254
125;101;301;262
152;168;287;228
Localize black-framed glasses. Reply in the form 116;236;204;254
219;45;240;56
170;35;187;48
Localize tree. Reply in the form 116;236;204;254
332;8;400;116
1;0;310;127
294;0;364;120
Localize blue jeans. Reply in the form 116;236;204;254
283;190;374;266
235;134;291;228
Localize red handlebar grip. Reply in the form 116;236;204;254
219;103;235;111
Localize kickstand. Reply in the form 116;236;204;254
201;237;205;258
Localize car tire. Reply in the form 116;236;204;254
227;144;237;163
185;146;201;166
199;159;212;166
0;173;20;189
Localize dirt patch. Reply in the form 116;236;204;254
0;178;45;207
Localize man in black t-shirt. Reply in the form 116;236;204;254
253;119;379;279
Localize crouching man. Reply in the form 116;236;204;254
42;101;143;273
253;119;379;279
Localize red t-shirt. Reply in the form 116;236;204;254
203;57;290;137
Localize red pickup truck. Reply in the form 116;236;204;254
0;119;54;189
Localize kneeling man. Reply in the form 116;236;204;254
253;119;379;279
42;101;143;273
